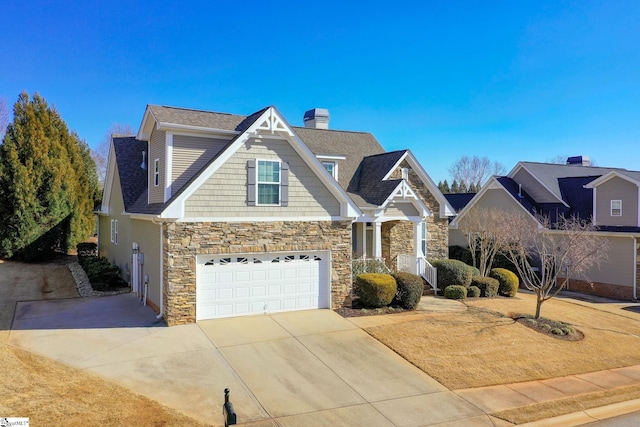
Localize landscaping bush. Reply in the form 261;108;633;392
429;259;473;292
354;273;397;308
467;265;481;277
467;285;481;298
471;276;499;297
444;285;467;300
489;268;519;297
76;242;98;257
78;255;128;290
352;257;390;282
392;272;424;309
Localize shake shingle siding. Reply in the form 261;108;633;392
184;138;341;218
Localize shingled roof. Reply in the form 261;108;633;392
112;136;148;211
147;105;248;131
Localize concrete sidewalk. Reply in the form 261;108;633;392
9;293;640;426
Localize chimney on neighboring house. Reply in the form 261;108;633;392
303;108;330;129
566;156;591;166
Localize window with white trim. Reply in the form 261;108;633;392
257;160;281;205
110;219;118;244
611;200;622;216
154;159;160;187
420;221;427;256
322;161;336;179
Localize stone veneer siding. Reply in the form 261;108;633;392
390;161;449;259
163;220;352;326
382;221;415;269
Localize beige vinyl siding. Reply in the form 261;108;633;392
131;219;162;308
171;134;230;196
512;168;559;203
473;189;531;214
384;202;419;217
98;168;133;284
449;228;469;247
185;138;341;217
595;177;639;227
581;235;635;288
149;129;166;204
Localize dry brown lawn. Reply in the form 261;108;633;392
365;292;640;390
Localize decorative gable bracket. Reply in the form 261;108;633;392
255;109;293;136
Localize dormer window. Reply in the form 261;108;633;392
154;159;160;187
611;200;622;216
322;161;337;179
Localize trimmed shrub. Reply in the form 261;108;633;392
471;276;499;297
354;273;397;308
467;265;481;277
392;272;424;309
467;285;481;298
489;268;519;297
429;259;473;292
444;285;467;300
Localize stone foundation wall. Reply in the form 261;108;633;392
390;161;449;259
163;220;352;326
557;277;635;301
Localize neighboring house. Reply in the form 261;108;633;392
98;105;454;324
450;157;640;300
443;193;476;214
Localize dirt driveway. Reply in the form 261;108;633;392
0;258;78;339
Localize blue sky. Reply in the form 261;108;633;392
1;1;638;183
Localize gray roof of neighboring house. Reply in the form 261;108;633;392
444;193;476;213
517;162;627;200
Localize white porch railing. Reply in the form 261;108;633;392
397;254;438;293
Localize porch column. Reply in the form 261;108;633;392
413;221;422;258
360;222;367;258
373;222;382;259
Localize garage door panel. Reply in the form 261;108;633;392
197;251;330;320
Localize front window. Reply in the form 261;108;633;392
257;160;280;205
611;200;622;216
420;222;427;256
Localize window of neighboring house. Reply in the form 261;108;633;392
322;161;336;179
154;159;160;187
257;160;281;205
420;221;427;256
611;200;622;216
110;219;118;244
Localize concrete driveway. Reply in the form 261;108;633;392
9;294;492;426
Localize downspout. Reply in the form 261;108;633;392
152;216;164;320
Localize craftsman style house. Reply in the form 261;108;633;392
450;157;640;300
98;105;454;324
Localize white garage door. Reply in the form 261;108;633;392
196;251;330;320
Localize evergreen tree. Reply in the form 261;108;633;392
459;180;468;193
438;179;451;193
0;92;98;259
451;179;460;193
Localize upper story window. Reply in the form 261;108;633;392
110;219;118;245
257;160;280;205
154;159;160;187
322;161;336;179
611;200;622;216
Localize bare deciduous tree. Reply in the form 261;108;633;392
0;97;9;140
458;208;508;277
448;155;506;189
501;212;608;319
92;124;134;186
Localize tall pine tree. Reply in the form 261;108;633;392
0;92;98;259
